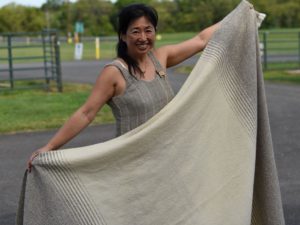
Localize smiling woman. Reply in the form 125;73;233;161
28;3;219;170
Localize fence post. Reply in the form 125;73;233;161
7;34;14;89
298;32;300;69
54;31;63;92
42;30;50;90
263;31;268;70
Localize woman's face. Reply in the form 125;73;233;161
122;16;156;57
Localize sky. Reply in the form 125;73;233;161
0;0;115;8
0;0;67;8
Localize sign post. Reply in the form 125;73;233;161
95;37;100;59
74;21;84;60
74;42;84;60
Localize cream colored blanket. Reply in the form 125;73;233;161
17;1;285;224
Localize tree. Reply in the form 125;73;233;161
0;4;45;32
71;0;115;36
272;1;300;27
0;0;299;35
41;0;65;10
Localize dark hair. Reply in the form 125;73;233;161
116;4;158;77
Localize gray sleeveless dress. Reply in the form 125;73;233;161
107;51;175;136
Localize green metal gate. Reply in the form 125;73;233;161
0;29;62;91
259;30;300;70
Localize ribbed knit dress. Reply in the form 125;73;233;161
107;51;175;136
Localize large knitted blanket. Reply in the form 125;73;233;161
17;1;285;224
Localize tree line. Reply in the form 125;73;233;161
0;0;299;36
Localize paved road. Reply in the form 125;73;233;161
1;58;299;225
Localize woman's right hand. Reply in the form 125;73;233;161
27;146;52;172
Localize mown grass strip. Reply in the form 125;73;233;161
0;81;114;134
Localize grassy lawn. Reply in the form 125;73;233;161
0;81;114;134
263;62;300;70
264;70;300;84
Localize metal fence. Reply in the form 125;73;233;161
0;29;62;91
0;30;299;91
58;31;300;71
259;30;300;70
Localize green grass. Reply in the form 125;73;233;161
0;81;114;134
264;62;300;70
175;65;300;84
155;32;196;47
0;40;117;62
264;70;300;84
60;40;117;60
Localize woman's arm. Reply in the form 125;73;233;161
156;22;220;68
27;66;120;171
